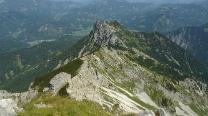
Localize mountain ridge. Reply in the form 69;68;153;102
28;21;208;115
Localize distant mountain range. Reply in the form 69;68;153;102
134;1;208;32
167;23;208;65
1;0;208;54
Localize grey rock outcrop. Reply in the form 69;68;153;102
0;90;37;116
0;99;20;116
48;72;71;95
79;21;124;56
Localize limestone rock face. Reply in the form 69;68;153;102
0;90;37;115
48;72;71;95
90;21;118;47
0;99;19;116
0;90;37;103
80;21;123;56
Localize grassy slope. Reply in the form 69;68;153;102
18;94;110;116
115;29;208;82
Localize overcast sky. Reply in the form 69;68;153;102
50;0;205;5
127;0;204;3
67;0;205;4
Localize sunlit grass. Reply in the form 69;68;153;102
18;94;111;116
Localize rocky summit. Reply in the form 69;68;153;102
1;21;208;116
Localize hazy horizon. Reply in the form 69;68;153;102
51;0;205;4
127;0;205;3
